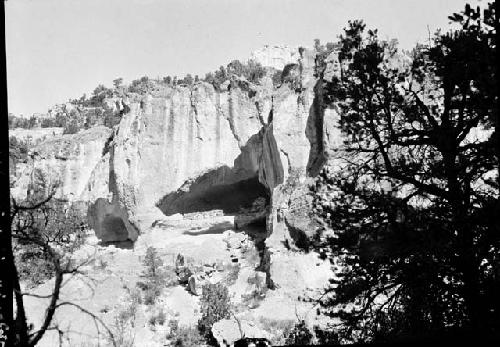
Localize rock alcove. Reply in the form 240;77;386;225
87;197;139;244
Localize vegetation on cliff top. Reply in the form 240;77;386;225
7;58;273;135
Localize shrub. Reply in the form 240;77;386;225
142;286;161;305
181;74;194;86
111;314;135;347
197;283;231;338
63;119;80;134
108;287;140;347
12;197;87;287
313;325;340;345
284;320;314;346
167;320;205;347
128;76;155;94
117;287;140;324
40;117;57;128
142;247;164;280
148;307;167;327
163;76;172;85
15;247;54;288
226;59;266;84
258;318;295;346
9;136;29;165
244;60;266;84
137;247;166;304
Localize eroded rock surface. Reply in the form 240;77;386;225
10;126;112;203
11;45;342;298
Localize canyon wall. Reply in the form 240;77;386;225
10;46;341;249
11;126;111;203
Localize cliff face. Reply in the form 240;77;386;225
11;46;340;249
10;126;112;203
106;46;334;246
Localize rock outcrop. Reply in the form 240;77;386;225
250;45;303;70
10;45;341;252
10;126;112;203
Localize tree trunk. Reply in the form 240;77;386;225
13;262;29;346
28;258;64;347
0;1;14;346
442;144;481;329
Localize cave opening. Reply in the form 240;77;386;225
94;214;134;249
87;197;138;248
157;175;270;216
98;214;133;248
101;215;128;240
156;168;274;288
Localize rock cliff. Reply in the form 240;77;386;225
11;45;340;252
10;126;111;202
10;45;342;346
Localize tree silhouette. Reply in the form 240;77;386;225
313;2;498;342
7;177;116;346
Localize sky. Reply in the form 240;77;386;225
6;0;478;116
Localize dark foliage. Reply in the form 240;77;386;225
137;246;168;305
8;114;38;129
128;76;155;94
284;320;314;345
9;137;29;165
197;282;231;341
203;60;266;90
312;2;499;343
167;320;206;347
9;176;101;346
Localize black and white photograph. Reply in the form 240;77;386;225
0;0;498;346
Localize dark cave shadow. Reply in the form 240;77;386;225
182;221;234;236
156;131;273;217
157;171;269;216
97;240;135;249
238;221;267;253
305;77;326;176
237;221;266;239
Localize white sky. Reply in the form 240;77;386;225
6;0;479;116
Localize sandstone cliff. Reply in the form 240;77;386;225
11;45;340;253
11;126;111;202
10;45;342;346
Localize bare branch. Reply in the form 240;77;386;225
54;301;116;347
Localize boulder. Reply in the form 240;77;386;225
283;183;321;250
87;197;138;242
10;126;112;203
188;276;198;295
